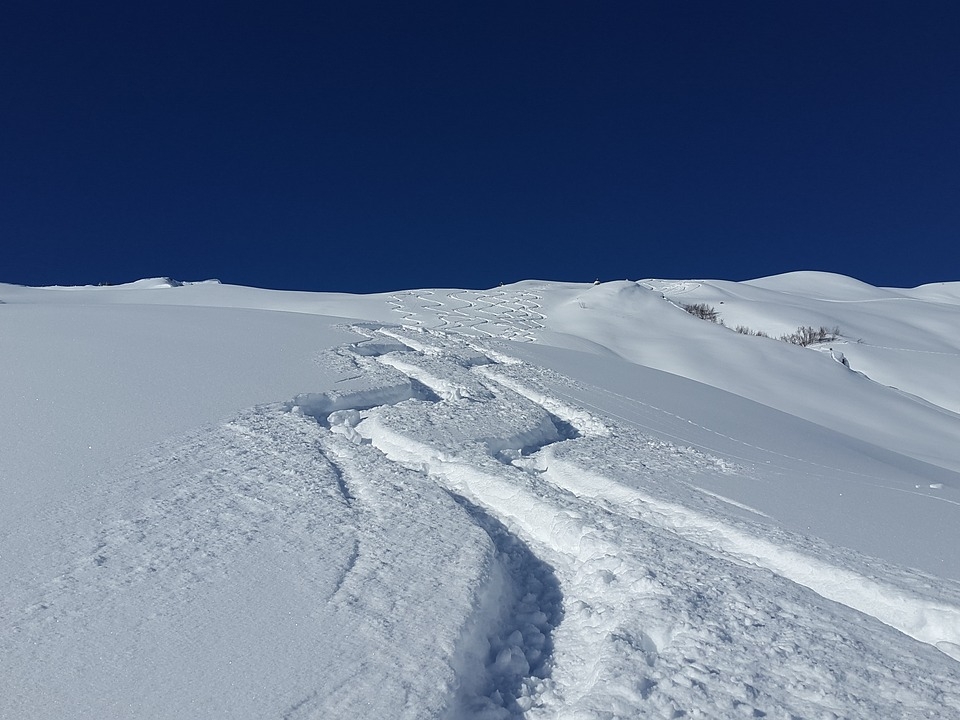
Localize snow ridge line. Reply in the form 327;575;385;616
353;414;650;713
536;368;960;506
542;453;960;661
353;324;960;662
442;493;563;717
471;365;960;662
297;333;566;715
474;365;610;438
294;327;960;715
329;332;647;711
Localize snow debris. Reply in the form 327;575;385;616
4;275;960;719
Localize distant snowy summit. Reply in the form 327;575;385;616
110;277;223;289
4;271;958;296
0;276;223;290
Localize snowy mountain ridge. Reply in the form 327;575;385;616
2;274;960;718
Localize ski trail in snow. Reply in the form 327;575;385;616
292;325;960;718
640;280;704;296
287;334;566;717
387;292;423;326
385;287;546;342
856;339;960;357
693;488;772;517
19;320;955;719
469;356;960;640
445;291;498;336
481;351;960;507
444;494;564;717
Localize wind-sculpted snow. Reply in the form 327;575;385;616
5;276;960;718
388;287;546;342
307;325;960;717
2;405;502;719
644;272;960;420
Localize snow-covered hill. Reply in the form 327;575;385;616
2;274;959;718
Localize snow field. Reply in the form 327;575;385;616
644;272;960;417
1;401;501;719
307;325;960;718
4;275;960;719
388;287;547;342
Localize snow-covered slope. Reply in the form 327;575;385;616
2;275;959;719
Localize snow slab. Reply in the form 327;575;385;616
2;276;960;718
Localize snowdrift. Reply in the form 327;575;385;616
2;275;959;719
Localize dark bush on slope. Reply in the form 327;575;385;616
779;325;842;346
735;325;769;337
679;303;841;347
682;302;721;323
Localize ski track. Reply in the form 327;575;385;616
387;287;546;343
305;325;960;718
8;303;960;718
536;375;960;509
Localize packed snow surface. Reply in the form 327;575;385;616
2;274;960;718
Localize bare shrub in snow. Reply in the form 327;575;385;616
780;325;841;346
682;302;720;323
735;325;769;337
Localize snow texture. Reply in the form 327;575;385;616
3;275;960;718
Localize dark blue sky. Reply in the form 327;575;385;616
3;2;959;292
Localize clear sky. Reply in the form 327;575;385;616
3;2;959;292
